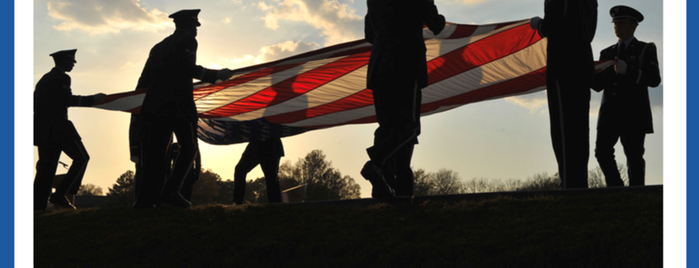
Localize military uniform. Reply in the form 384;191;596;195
534;0;598;189
34;49;100;211
362;0;445;198
233;138;284;204
136;9;222;208
129;49;154;205
593;6;661;187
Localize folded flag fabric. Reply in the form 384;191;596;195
93;19;613;145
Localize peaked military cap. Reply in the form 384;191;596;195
610;5;644;23
49;49;77;63
169;9;201;26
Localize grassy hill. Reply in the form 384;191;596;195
34;186;662;268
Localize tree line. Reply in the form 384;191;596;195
101;150;361;207
414;165;626;195
76;149;629;206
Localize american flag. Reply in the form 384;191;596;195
94;19;612;145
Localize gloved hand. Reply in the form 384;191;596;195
93;93;107;103
614;57;627;74
530;16;542;30
217;69;233;81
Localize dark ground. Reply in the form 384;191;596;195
35;186;663;268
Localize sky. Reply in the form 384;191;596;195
28;0;665;200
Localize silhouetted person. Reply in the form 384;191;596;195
530;0;598;189
233;138;284;205
592;6;661;187
34;49;106;211
129;43;155;207
136;9;232;208
362;0;445;199
166;142;201;201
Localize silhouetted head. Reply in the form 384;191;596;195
50;49;77;72
610;5;643;41
169;9;201;37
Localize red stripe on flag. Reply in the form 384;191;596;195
94;89;146;106
193;63;304;100
421;67;547;113
303;68;547;130
264;89;375;124
199;51;372;118
427;23;542;84
447;25;479;39
263;24;542;124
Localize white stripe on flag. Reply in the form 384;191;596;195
195;56;344;113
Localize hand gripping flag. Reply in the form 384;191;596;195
93;19;613;145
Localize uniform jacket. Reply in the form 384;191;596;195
539;0;598;83
364;0;445;90
593;38;661;133
242;138;285;159
139;29;218;123
128;48;156;160
34;68;96;146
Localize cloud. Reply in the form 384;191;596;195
454;0;486;4
46;0;171;35
505;93;548;114
257;0;363;46
119;60;137;70
219;40;321;69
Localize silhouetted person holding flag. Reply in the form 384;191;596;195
530;0;598;189
34;49;106;211
362;0;445;198
593;6;661;187
136;9;232;208
233;138;284;205
129;36;155;207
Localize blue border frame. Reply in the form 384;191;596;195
689;1;696;266
2;1;13;266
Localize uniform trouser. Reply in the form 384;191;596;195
233;155;282;205
180;175;198;201
133;161;143;205
132;135;169;206
383;143;415;196
547;75;590;189
138;116;198;205
595;129;646;187
367;81;421;174
162;143;201;202
180;152;201;201
34;139;89;210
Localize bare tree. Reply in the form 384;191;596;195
516;172;560;192
431;169;464;195
463;177;495;193
588;164;629;188
588;167;606;188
